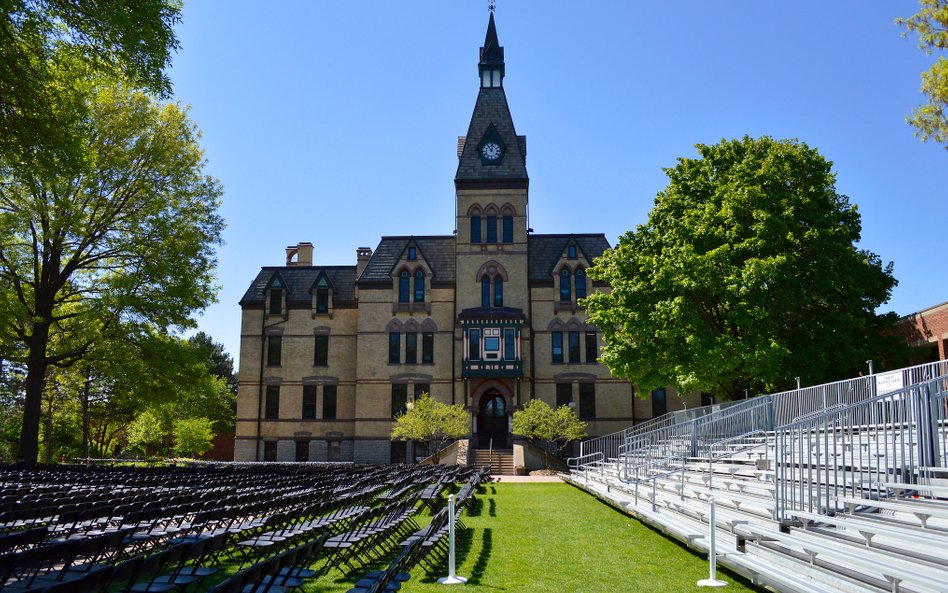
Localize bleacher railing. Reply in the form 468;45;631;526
571;360;948;473
772;373;948;523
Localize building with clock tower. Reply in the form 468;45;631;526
234;13;702;466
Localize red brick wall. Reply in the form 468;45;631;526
893;302;948;361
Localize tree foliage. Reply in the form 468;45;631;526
390;394;468;463
126;410;165;458
585;136;903;400
0;83;224;464
511;399;586;470
0;0;181;168
172;417;214;459
897;0;948;148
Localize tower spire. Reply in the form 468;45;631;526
479;12;504;87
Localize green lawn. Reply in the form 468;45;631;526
308;482;765;593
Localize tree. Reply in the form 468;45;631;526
172;417;214;459
188;332;238;398
897;0;948;148
511;399;586;470
0;83;224;465
0;1;181;169
126;410;166;458
390;394;468;464
585;136;902;400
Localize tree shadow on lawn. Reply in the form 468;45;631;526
590;497;768;592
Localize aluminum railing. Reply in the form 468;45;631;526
571;360;948;472
772;374;948;523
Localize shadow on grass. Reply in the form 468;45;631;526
466;496;485;517
488;498;496;517
455;527;492;585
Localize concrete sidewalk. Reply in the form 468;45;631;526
493;474;563;482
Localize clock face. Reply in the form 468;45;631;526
481;142;502;161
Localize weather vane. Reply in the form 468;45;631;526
488;0;496;14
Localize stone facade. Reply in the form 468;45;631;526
234;15;704;463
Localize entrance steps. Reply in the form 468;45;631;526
472;448;515;475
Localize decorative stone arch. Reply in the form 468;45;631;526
466;203;484;217
403;318;420;332
484;204;499;217
564;317;584;332
470;380;515;414
474;260;509;282
500;203;517;216
547;318;565;332
420;318;438;332
385;318;403;332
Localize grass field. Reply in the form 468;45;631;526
310;482;766;593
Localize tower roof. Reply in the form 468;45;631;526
456;14;527;189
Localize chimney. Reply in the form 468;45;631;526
356;247;372;278
286;242;314;266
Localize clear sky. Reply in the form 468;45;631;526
168;1;947;365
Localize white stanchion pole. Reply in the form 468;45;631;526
438;494;467;585
697;496;727;588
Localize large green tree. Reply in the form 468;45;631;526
897;0;948;148
0;84;223;465
0;0;181;169
585;136;902;400
391;394;468;464
511;399;586;470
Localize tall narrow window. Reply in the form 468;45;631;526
471;216;481;244
407;246;417;260
575;268;587;299
414;270;425;302
468;329;481;360
388;332;400;364
493;277;503;307
486;215;497;243
398;271;410;303
579;383;596;419
266;336;282;367
568;331;581;363
556;383;572;408
567;244;577;259
268;288;282;316
263;441;278;462
295;440;309;462
264;385;280;419
502;215;513;243
503;328;516;361
422;332;434;363
481;277;491;307
414;383;430;399
314;334;329;366
585;331;598;363
405;332;417;364
652;387;667;418
315;288;329;314
323;385;337;420
551;331;563;363
302;385;316;419
392;384;408;418
560;268;571;302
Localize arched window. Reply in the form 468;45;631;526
575;268;586;299
481;277;491;307
560;268;571;302
471;215;482;244
502;214;513;243
486;215;498;243
413;270;425;302
398;270;410;303
493;277;504;307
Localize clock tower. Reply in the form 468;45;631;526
455;12;530;448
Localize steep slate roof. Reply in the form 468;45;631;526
527;234;611;283
455;15;527;186
358;236;456;286
240;266;357;306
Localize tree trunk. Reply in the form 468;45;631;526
18;321;50;466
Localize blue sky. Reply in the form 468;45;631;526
168;1;946;364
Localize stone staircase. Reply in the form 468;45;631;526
471;448;515;475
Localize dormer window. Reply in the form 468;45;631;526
266;275;285;316
481;69;502;88
408;247;417;261
568;245;577;259
313;273;332;315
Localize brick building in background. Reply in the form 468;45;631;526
893;301;948;364
234;14;703;464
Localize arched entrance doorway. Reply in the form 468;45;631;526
477;389;508;449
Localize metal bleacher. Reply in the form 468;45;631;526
566;360;948;593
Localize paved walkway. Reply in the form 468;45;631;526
493;474;563;482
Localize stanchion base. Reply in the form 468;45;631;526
697;578;728;587
438;576;468;585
